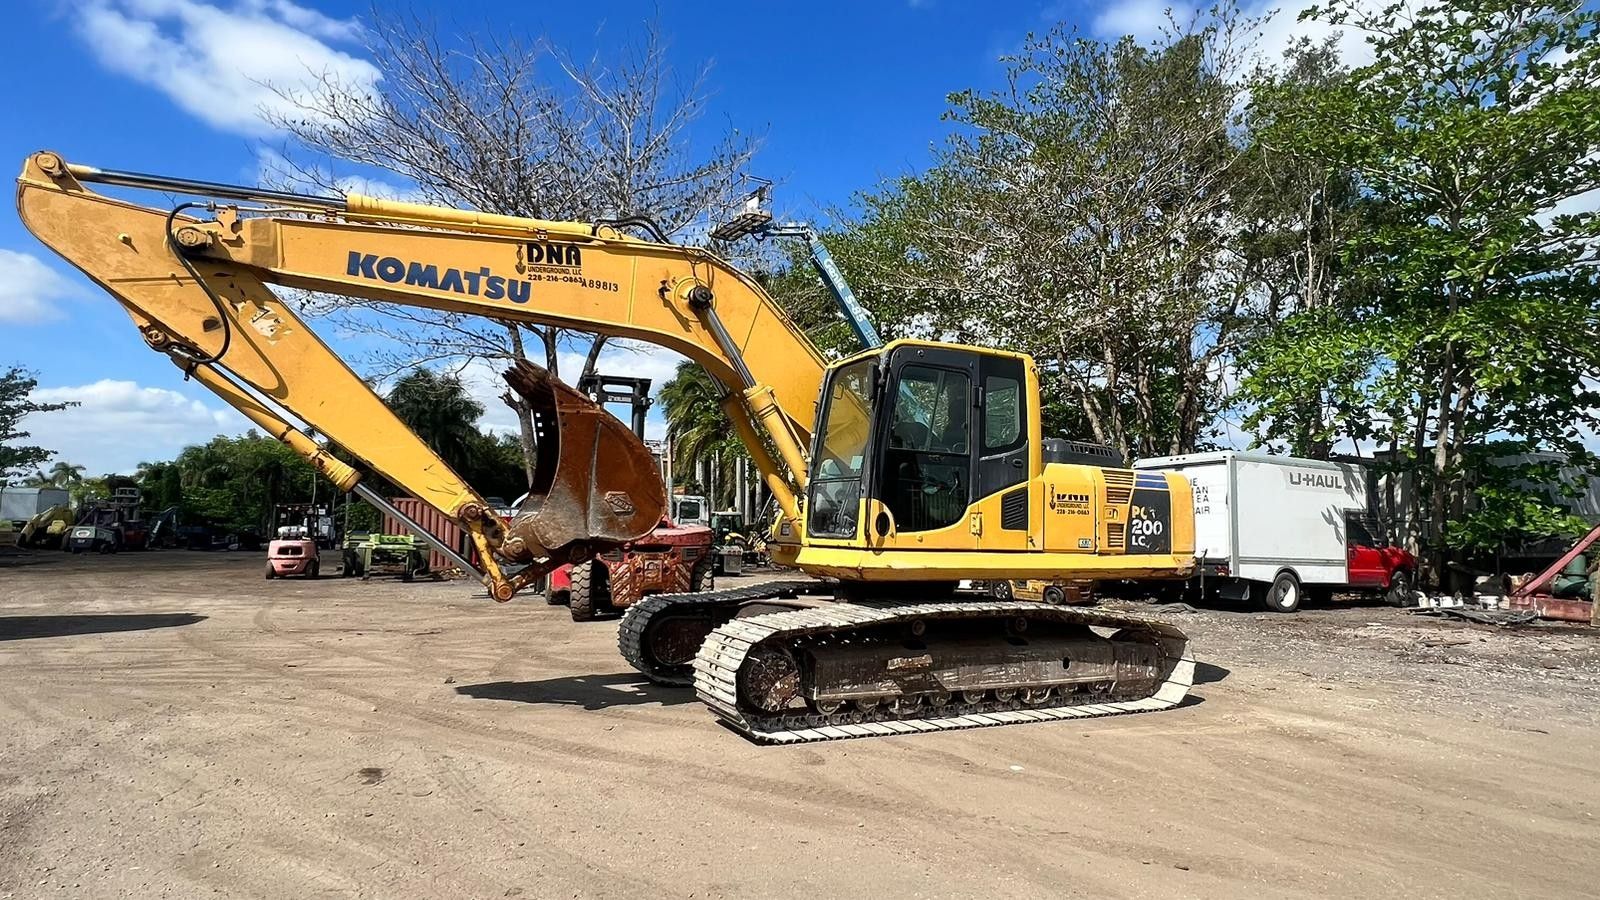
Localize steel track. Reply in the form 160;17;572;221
617;580;819;685
620;583;1194;743
695;601;1193;744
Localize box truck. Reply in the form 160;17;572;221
1134;451;1415;612
1;486;70;524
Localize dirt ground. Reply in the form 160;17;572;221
2;551;1598;899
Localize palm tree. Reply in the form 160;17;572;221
657;361;748;508
47;461;85;488
385;368;486;476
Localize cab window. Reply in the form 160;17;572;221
881;364;970;531
983;372;1021;449
807;359;876;538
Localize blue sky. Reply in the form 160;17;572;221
1;0;1339;474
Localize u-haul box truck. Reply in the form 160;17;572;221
1134;451;1415;612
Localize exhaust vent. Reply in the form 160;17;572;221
1106;522;1127;551
1103;470;1134;506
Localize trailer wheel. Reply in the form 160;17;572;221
990;580;1013;601
1385;569;1414;607
1042;585;1067;605
1256;571;1301;613
689;554;714;593
569;560;606;621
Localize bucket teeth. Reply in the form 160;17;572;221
498;361;666;564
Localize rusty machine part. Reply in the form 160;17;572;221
498;361;668;567
621;583;1192;743
569;549;693;621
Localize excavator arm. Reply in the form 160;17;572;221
16;151;826;599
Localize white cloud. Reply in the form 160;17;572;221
0;249;82;325
24;379;242;475
1086;0;1382;69
1093;0;1194;42
244;0;360;42
75;0;379;137
1247;0;1380;70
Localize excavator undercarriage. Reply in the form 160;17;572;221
620;584;1193;743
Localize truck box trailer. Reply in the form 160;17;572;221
1134;451;1415;612
1;487;70;524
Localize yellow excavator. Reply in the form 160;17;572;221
17;151;1197;743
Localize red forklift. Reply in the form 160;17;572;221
541;374;716;620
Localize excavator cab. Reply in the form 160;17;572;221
806;340;1034;544
799;339;1193;583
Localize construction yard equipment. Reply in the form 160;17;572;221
545;372;716;621
265;525;320;579
19;503;72;550
990;579;1094;605
710;509;747;576
67;487;148;554
342;532;431;582
1507;521;1600;625
18;152;1196;742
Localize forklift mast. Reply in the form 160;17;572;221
575;374;652;440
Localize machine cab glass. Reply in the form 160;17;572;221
807;358;876;538
807;343;1031;540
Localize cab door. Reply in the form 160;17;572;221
874;346;976;543
1344;511;1385;586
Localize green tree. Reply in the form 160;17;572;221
791;8;1275;459
1239;0;1600;573
0;367;74;485
169;433;319;532
46;461;85;488
383;366;527;502
135;460;184;511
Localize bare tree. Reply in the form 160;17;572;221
262;11;756;481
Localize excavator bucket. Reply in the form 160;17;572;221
499;361;667;564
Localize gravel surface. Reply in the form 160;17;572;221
2;551;1597;898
